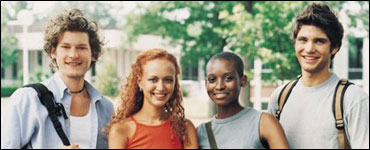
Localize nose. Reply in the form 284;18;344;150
304;41;315;53
215;79;225;91
68;48;79;58
156;80;165;91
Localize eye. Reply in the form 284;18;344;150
297;37;307;43
164;78;174;83
77;46;87;50
149;78;157;83
61;45;70;49
315;39;326;45
207;77;216;83
225;75;234;82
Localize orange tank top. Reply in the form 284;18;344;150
127;116;182;149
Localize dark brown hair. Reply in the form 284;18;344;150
293;3;344;59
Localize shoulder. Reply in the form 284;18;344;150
100;97;114;109
344;84;368;101
108;118;136;148
195;121;208;137
260;112;278;125
109;118;136;139
183;118;199;149
343;84;369;112
259;112;282;133
184;118;196;129
259;112;284;138
8;87;40;108
269;82;290;102
96;97;114;116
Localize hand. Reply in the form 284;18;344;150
60;144;80;149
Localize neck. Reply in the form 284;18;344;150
58;72;85;93
135;99;167;124
216;100;244;119
301;68;332;87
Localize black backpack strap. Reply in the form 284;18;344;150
333;79;352;149
24;83;71;146
275;75;301;120
205;121;218;149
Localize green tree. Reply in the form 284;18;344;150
218;1;308;82
1;5;18;70
124;1;241;80
95;61;120;97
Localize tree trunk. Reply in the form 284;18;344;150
239;1;253;108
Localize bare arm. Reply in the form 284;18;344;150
259;113;289;149
183;119;199;149
108;122;130;149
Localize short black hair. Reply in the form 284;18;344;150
208;52;244;77
293;3;344;59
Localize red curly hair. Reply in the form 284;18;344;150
107;49;188;145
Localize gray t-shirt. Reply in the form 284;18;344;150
197;108;265;149
268;73;369;149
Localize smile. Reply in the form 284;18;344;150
303;55;319;63
213;93;228;99
66;62;82;66
153;93;167;100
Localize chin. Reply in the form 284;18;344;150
213;99;229;107
152;99;170;107
65;72;85;78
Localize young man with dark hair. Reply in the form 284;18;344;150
1;8;113;149
268;3;369;149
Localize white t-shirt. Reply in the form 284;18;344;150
268;73;369;149
70;102;97;149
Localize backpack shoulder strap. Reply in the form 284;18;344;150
23;83;71;146
333;79;353;149
275;75;301;120
205;121;218;149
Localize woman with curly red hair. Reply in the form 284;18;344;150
107;49;198;149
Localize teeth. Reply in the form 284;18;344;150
215;93;227;98
67;62;81;66
304;56;317;60
154;93;166;97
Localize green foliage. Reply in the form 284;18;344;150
1;85;20;97
30;67;52;83
95;62;120;97
218;2;306;81
124;1;241;79
181;87;188;97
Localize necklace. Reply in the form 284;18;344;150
70;84;85;94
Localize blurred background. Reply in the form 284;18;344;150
1;1;369;126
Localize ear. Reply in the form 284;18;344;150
330;47;339;55
137;76;143;90
240;75;247;87
92;54;97;61
50;48;56;59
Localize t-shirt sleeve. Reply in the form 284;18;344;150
267;84;285;116
343;86;369;149
196;123;208;149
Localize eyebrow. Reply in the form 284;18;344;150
207;72;235;76
60;43;89;46
148;76;174;78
